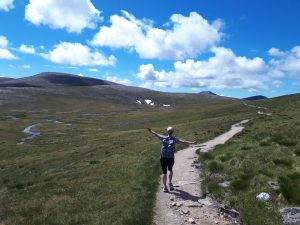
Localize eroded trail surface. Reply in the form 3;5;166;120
153;120;249;225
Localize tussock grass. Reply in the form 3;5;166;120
0;95;251;225
295;146;300;156
208;161;224;173
200;94;300;225
199;152;214;161
273;158;293;167
279;173;300;205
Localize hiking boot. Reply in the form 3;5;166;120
169;183;174;191
163;186;168;192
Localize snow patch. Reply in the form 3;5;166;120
145;99;152;104
163;104;171;107
136;100;142;104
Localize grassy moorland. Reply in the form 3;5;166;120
0;93;253;225
200;93;300;225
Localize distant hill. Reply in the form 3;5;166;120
199;91;217;96
243;95;268;100
0;72;115;87
0;77;14;83
0;72;235;106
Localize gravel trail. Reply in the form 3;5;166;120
153;120;249;225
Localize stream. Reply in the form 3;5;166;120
18;124;41;145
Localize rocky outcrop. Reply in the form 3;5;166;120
280;208;300;225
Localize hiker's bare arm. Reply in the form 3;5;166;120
147;128;161;138
180;139;197;145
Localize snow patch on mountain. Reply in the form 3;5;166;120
145;99;152;104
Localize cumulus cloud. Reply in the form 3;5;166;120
19;44;36;54
137;64;159;80
137;47;268;91
0;36;9;48
42;42;116;66
269;46;300;77
268;47;285;57
91;11;223;60
0;49;17;59
0;35;17;60
106;75;132;85
0;0;14;12
25;0;101;33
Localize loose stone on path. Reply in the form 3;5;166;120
153;120;249;225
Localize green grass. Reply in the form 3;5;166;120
200;94;300;225
295;145;300;156
2;89;299;225
0;94;252;225
208;160;224;173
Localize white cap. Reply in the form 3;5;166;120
167;127;174;132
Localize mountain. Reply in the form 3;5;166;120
199;91;217;96
243;95;268;100
0;72;235;107
0;77;14;83
0;72;114;87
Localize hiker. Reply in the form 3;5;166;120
147;127;196;192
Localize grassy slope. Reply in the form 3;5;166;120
200;94;300;225
0;92;253;225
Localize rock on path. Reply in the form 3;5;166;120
153;120;249;225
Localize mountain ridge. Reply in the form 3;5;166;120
0;72;235;107
243;95;268;100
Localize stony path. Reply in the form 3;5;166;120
153;120;249;225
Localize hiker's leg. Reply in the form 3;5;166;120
167;158;175;184
162;174;167;187
168;170;173;184
160;157;168;187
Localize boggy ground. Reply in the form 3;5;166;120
0;96;252;225
1;93;299;225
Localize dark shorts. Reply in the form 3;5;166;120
160;157;174;174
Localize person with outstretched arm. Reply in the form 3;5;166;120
147;127;196;192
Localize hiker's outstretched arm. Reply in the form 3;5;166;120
180;139;197;145
147;128;161;138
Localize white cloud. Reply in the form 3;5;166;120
0;35;17;60
0;36;9;48
25;0;101;33
88;68;99;72
106;76;132;85
272;80;283;88
19;44;36;54
0;49;17;59
19;64;31;69
0;0;14;12
137;64;158;80
137;47;268;91
42;42;116;66
91;11;223;60
269;46;300;76
268;47;285;57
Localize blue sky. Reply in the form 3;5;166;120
0;0;299;98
